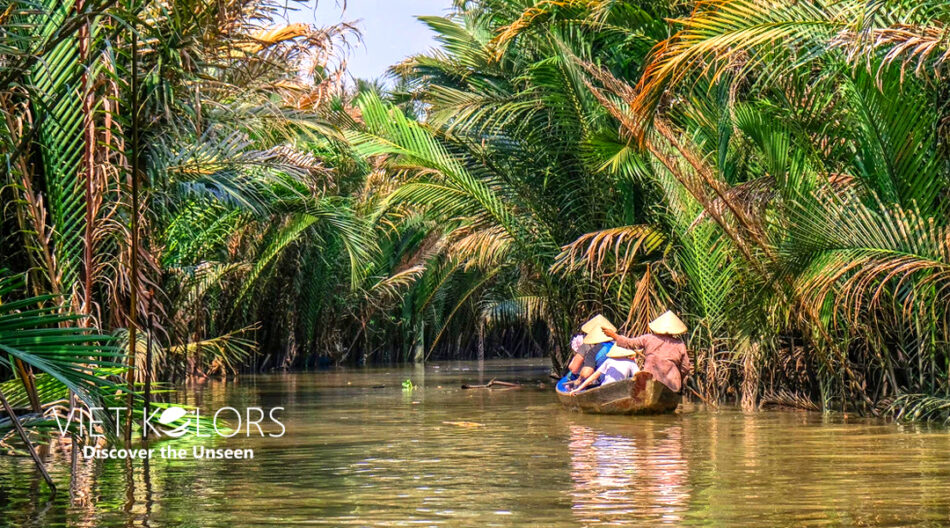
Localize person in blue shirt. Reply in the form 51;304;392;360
561;315;616;389
569;345;641;394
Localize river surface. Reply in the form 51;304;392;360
1;359;949;527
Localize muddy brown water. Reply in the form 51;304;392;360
1;359;949;527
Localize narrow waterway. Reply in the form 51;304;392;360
1;359;949;527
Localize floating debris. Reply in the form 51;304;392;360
441;421;485;428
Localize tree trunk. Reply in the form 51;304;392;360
412;320;424;364
124;25;140;446
477;323;485;363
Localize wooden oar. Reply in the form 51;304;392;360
686;384;714;407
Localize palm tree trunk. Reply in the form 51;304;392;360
78;0;96;322
477;322;484;362
143;290;153;439
124;21;140;446
412;320;424;364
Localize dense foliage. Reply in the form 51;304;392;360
0;0;368;444
357;0;950;418
2;0;950;460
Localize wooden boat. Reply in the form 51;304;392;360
556;371;680;415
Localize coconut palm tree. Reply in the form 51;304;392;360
583;0;950;413
361;0;950;418
0;0;374;456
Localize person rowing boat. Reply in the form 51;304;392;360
602;311;692;393
554;313;683;415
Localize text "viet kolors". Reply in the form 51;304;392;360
54;406;285;439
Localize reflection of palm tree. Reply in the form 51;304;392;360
567;423;690;525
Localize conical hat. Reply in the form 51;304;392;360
581;314;616;335
606;346;638;358
648;310;687;335
583;326;614;345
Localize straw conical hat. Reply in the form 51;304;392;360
648;310;687;335
581;314;616;335
583;326;614;345
606;346;638;358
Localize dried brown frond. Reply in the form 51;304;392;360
449;224;513;270
363;266;427;310
293;66;347;109
759;389;820;411
620;263;659;334
552;225;664;281
688;175;776;230
394;230;445;276
833;23;950;84
491;1;605;57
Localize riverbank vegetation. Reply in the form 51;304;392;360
2;0;950;456
354;0;950;419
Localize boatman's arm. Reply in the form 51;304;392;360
602;328;644;349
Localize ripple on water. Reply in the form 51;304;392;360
1;360;949;527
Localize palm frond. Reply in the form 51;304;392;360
552;225;665;280
0;270;123;436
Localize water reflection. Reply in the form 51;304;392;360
568;422;689;525
0;360;949;527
